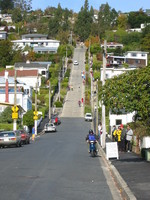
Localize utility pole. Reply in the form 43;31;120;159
102;40;107;148
49;81;51;122
13;69;17;131
96;80;98;136
34;82;38;135
58;73;61;101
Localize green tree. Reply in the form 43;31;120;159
14;0;32;11
74;0;93;41
0;0;14;13
0;107;13;123
102;66;150;122
141;33;150;52
128;10;150;28
12;7;23;23
23;110;34;129
0;40;14;67
98;3;117;37
117;14;128;30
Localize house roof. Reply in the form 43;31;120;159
15;62;49;69
126;51;149;54
22;34;48;38
101;42;123;46
0;69;38;77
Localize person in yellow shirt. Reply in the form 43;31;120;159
113;126;122;151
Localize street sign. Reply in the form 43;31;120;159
33;115;38;120
33;111;38;115
12;112;18;119
12;106;19;112
106;142;119;160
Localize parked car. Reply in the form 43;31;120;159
18;129;30;144
85;113;92;122
44;123;56;133
73;60;79;65
0;131;22;148
51;115;61;125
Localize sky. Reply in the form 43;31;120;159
32;0;150;13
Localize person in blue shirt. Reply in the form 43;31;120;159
86;129;99;153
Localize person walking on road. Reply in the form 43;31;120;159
126;124;133;152
78;100;81;107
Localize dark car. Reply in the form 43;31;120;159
51;115;61;125
18;129;30;144
0;130;22;148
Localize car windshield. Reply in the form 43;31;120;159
86;114;91;117
0;132;15;137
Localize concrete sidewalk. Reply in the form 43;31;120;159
99;139;150;200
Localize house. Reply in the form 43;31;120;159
125;51;149;67
107;55;125;67
0;31;8;40
101;42;123;49
100;66;137;81
12;34;60;54
15;61;51;80
0;71;32;113
0;14;12;23
0;69;40;91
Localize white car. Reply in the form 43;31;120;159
85;113;92;122
44;123;56;133
73;60;79;65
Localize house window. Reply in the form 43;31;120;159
42;71;46;75
141;54;145;57
135;60;141;64
131;53;137;57
116;119;122;125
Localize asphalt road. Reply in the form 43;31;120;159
0;118;121;200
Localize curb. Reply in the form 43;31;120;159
99;145;137;200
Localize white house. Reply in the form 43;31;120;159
101;42;123;49
15;61;51;80
0;69;40;91
0;71;32;113
12;34;60;54
125;51;149;67
100;66;137;81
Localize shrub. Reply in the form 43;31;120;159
54;101;63;107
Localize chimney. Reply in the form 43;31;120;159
5;71;9;102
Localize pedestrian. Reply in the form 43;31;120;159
120;124;126;152
81;97;84;106
78;100;81;107
126;124;133;152
55;116;58;125
113;126;122;151
98;122;102;144
32;126;35;141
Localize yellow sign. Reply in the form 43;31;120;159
33;111;38;115
12;106;19;112
33;115;38;120
12;112;18;119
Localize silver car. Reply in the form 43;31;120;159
0;131;22;148
44;123;56;133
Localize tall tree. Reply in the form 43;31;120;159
98;3;118;37
128;10;150;28
14;0;32;11
74;0;93;41
0;0;14;13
